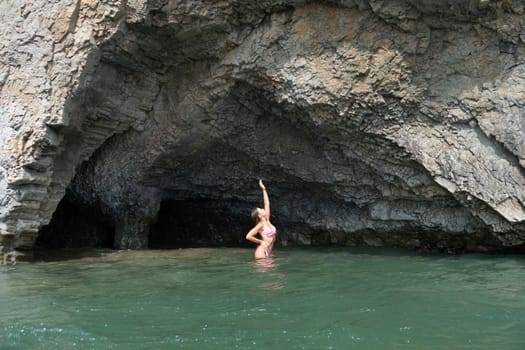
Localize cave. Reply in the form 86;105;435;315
3;1;525;259
148;199;255;248
32;55;495;253
36;190;115;250
36;194;256;250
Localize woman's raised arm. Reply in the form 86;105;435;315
259;179;270;219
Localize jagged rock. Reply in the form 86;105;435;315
1;0;524;259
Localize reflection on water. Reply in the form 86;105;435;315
252;257;286;291
252;256;279;272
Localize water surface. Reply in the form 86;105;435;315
1;247;524;349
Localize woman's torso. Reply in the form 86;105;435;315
259;222;277;244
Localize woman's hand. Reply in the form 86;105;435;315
259;179;266;191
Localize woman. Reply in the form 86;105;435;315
246;180;277;259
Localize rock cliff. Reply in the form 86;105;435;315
1;0;525;261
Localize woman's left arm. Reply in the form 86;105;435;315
259;179;270;219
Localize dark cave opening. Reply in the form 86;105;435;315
148;198;254;248
35;192;115;250
36;194;259;250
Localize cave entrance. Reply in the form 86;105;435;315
148;198;253;249
35;195;256;251
35;191;115;250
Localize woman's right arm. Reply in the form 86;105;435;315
246;223;264;245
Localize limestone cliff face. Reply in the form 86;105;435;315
1;0;525;259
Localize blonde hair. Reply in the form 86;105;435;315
251;208;261;223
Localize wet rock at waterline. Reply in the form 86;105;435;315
1;0;525;261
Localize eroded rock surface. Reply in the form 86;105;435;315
1;0;525;260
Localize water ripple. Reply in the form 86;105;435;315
1;248;525;349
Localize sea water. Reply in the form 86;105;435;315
1;247;524;349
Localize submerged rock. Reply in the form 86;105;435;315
1;0;524;259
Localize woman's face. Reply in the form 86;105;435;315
257;208;265;218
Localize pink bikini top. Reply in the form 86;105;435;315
263;225;277;238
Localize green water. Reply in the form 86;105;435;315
1;248;524;350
